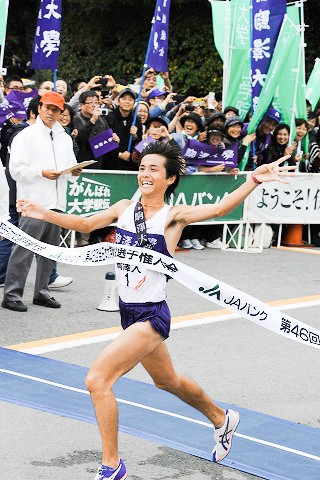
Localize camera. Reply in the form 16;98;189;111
100;77;110;99
185;105;194;112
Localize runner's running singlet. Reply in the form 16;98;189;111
115;202;172;303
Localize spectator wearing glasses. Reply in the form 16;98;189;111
73;91;119;169
0;75;26;166
4;75;24;95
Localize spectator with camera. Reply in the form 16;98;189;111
73;91;119;169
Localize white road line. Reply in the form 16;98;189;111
1;367;320;463
17;299;320;354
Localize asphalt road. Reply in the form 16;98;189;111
1;246;320;480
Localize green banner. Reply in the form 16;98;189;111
66;172;246;223
211;0;227;61
239;14;298;170
272;5;308;152
306;58;320;111
0;0;8;46
211;0;251;119
224;0;251;119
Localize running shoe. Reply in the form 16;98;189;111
94;459;127;480
212;409;239;462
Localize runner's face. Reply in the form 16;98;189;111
138;154;174;197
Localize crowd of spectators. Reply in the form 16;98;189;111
1;67;320;254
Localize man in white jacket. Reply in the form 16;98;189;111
0;166;9;225
2;91;80;312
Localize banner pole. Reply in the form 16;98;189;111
289;3;304;144
222;0;231;110
53;69;57;92
0;0;9;76
226;1;236;104
127;6;156;152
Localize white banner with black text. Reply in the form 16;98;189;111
0;219;319;350
246;174;320;224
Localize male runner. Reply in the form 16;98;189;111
17;140;295;480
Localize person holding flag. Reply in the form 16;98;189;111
16;139;296;479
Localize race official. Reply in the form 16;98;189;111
2;91;81;312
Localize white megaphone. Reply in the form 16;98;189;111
96;272;119;311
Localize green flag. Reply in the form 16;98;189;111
0;0;9;46
210;0;227;61
239;14;298;170
273;4;308;152
306;58;320;111
210;0;251;119
224;0;251;119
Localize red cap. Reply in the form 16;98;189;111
40;91;64;111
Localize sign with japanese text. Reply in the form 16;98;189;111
31;0;62;70
251;0;286;112
0;90;38;126
89;129;119;158
211;0;251;120
182;138;238;168
246;175;320;224
66;171;245;222
227;0;251;119
147;0;170;72
134;136;156;154
1;216;320;349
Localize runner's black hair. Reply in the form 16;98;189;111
141;139;184;200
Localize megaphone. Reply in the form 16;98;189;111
96;272;119;311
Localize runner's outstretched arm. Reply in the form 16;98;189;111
173;157;296;225
16;198;131;233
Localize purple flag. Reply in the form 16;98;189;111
134;136;156;154
89;129;119;158
147;0;170;72
0;90;38;126
251;0;286;112
182;139;238;168
31;0;62;70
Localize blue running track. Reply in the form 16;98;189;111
0;348;319;480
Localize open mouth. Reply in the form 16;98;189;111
141;181;153;186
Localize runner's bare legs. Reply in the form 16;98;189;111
85;321;163;467
86;322;225;468
141;342;225;426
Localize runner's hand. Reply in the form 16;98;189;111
253;156;297;184
16;199;46;220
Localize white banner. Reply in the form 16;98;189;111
246;174;320;224
1;219;320;350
